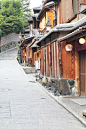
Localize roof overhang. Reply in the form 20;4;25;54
45;0;61;4
36;23;75;45
20;36;34;47
31;41;40;48
57;25;86;42
36;16;86;45
80;6;86;14
45;1;55;7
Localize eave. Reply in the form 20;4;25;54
57;25;86;42
36;16;86;46
20;36;34;47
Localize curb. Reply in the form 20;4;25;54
31;77;86;127
15;60;30;80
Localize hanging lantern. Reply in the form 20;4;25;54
65;44;73;52
79;38;85;44
46;18;52;32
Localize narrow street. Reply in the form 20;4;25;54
0;48;85;129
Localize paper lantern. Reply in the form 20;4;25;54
65;44;73;52
79;38;85;44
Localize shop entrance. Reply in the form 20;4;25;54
79;50;86;96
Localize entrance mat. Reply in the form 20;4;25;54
70;98;86;106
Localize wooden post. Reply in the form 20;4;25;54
50;44;52;77
54;42;56;78
44;47;46;76
52;43;53;77
46;46;47;76
49;45;51;77
75;51;80;96
24;49;26;66
57;41;61;78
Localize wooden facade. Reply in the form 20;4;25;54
61;41;75;79
20;0;86;96
37;0;86;96
40;40;62;78
79;50;86;95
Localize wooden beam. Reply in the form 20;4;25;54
66;31;86;42
75;51;80;96
54;42;56;78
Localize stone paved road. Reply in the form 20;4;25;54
0;59;86;129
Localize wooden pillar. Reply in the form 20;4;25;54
44;47;46;76
54;42;56;78
24;49;26;66
52;43;53;77
50;44;52;77
46;46;47;76
49;45;51;77
24;49;25;61
75;51;80;96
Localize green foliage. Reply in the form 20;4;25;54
0;0;30;37
0;29;2;37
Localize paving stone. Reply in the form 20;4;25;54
0;50;86;128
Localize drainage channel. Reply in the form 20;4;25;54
29;81;36;83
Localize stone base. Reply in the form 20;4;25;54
42;77;47;86
82;110;86;117
38;75;75;96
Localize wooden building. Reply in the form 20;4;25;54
20;6;42;67
20;0;86;96
35;0;86;96
57;20;86;96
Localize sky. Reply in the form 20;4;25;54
30;0;42;12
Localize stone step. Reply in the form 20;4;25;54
0;47;18;60
22;67;36;74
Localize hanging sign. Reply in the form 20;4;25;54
65;44;73;52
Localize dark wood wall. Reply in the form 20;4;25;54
51;42;58;78
79;50;86;92
40;48;44;75
82;0;86;3
61;41;75;79
40;41;59;78
46;45;50;77
59;0;76;23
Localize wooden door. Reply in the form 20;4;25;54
79;50;86;95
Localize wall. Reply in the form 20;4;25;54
40;40;59;78
1;33;19;52
40;47;44;75
39;16;46;31
61;41;75;79
57;0;76;24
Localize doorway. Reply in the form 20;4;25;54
79;50;86;96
